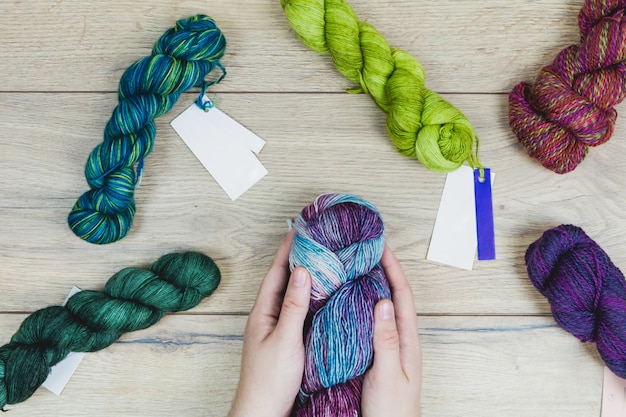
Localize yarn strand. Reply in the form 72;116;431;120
0;251;221;408
68;15;227;244
281;0;481;172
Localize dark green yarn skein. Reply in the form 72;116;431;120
0;251;221;409
68;15;227;244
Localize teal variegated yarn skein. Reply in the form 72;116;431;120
68;15;226;244
0;251;221;409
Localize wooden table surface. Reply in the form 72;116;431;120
2;1;624;416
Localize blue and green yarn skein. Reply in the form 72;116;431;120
68;15;227;244
0;251;221;409
281;0;481;172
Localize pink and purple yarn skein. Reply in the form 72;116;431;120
289;193;391;416
526;225;626;378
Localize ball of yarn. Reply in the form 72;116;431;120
281;0;481;173
289;193;391;416
68;15;227;244
525;225;626;378
509;0;626;174
0;251;221;408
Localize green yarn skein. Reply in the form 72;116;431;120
281;0;480;172
0;251;221;409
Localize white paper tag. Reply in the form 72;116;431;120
42;286;85;395
427;165;495;270
601;367;626;417
171;98;268;201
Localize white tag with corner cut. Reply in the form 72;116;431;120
170;98;268;201
602;367;626;417
427;165;495;270
42;286;85;395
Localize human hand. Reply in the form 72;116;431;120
228;231;312;417
362;246;422;417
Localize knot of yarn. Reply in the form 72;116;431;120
0;251;221;408
68;15;227;244
525;225;626;378
289;193;391;416
509;0;626;174
281;0;480;172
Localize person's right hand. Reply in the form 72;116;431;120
362;245;422;417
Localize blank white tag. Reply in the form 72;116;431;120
602;367;626;417
171;100;268;201
427;165;495;270
42;287;85;395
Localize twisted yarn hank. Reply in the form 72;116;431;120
509;0;626;174
68;15;226;244
280;0;481;173
525;225;626;378
0;251;221;409
289;193;391;416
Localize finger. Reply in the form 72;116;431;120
381;245;421;371
249;231;295;326
273;267;312;342
370;299;402;377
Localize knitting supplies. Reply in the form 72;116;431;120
68;15;227;244
509;0;626;174
280;0;482;173
289;193;391;416
0;251;221;408
525;225;626;378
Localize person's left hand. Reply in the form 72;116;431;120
228;231;312;417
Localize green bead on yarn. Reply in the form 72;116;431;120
68;15;227;245
0;251;221;409
281;0;481;172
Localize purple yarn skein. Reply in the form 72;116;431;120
289;193;391;416
525;224;626;378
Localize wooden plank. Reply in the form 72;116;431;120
0;0;583;94
0;314;602;417
2;92;626;315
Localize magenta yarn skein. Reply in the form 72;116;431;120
525;225;626;378
289;193;391;416
509;0;626;174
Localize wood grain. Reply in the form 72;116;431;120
0;0;619;415
1;0;583;93
0;315;602;417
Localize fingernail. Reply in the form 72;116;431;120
292;268;307;288
380;300;393;320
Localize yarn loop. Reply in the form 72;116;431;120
68;15;226;244
0;251;221;408
281;0;481;172
526;225;626;378
290;193;391;416
509;0;626;173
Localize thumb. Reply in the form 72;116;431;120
371;299;402;374
274;267;311;341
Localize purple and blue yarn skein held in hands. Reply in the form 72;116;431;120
289;193;391;416
0;251;221;409
525;225;626;378
68;15;226;244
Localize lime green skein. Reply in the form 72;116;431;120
68;15;227;244
281;0;480;172
0;251;221;409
